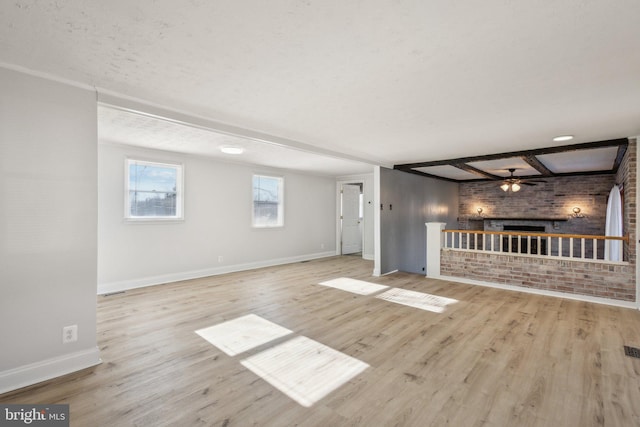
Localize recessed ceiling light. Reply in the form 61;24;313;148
220;146;244;155
553;135;574;142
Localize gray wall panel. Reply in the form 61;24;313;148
380;168;458;274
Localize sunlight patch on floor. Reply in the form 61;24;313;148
195;314;292;356
318;277;389;295
375;288;458;313
240;336;369;407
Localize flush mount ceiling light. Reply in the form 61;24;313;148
220;146;244;155
553;135;574;142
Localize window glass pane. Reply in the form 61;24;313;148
253;175;283;227
126;159;182;219
129;163;177;192
129;190;177;217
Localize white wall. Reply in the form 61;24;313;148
98;143;337;292
0;68;100;393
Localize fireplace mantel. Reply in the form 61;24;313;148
465;217;571;233
480;217;568;222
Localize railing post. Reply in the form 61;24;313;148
426;222;446;278
569;237;574;258
559;237;563;257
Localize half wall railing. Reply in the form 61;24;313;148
442;229;628;262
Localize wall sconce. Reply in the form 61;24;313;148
476;207;483;217
571;207;585;218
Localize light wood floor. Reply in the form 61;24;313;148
3;256;640;426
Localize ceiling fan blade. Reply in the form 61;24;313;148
522;182;537;186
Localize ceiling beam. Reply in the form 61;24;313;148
394;138;629;170
612;144;628;172
521;155;554;176
452;163;503;180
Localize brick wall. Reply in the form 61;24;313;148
458;174;614;237
440;250;635;301
442;139;637;302
616;139;636;265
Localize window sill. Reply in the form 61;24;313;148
124;217;184;224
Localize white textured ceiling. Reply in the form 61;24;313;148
2;1;640;173
537;146;620;173
468;158;541;177
98;106;374;176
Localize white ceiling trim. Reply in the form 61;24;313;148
0;61;97;92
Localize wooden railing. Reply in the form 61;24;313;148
442;229;628;262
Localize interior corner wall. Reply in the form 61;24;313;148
379;167;459;275
617;138;637;268
361;173;375;260
97;143;337;291
0;68;100;393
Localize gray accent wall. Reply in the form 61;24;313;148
379;167;458;274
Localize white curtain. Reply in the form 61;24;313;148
605;184;623;261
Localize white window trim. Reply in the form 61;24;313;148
124;158;184;222
252;174;284;228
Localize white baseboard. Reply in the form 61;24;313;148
435;274;639;310
0;347;101;395
98;251;338;295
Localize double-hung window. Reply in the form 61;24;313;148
125;159;183;220
252;174;284;227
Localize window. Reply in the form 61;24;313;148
125;159;183;220
252;175;284;227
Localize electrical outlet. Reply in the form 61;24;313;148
62;325;78;344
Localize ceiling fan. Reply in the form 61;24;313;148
500;168;546;192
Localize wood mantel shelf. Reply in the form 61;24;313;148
476;217;569;222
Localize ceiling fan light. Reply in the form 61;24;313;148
500;183;510;192
511;183;521;192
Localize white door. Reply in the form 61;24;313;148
341;184;362;254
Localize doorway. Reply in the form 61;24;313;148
341;183;363;255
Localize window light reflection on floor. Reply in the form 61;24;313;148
375;288;458;313
195;314;292;356
240;336;369;407
318;277;389;295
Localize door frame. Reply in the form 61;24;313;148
336;179;365;256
